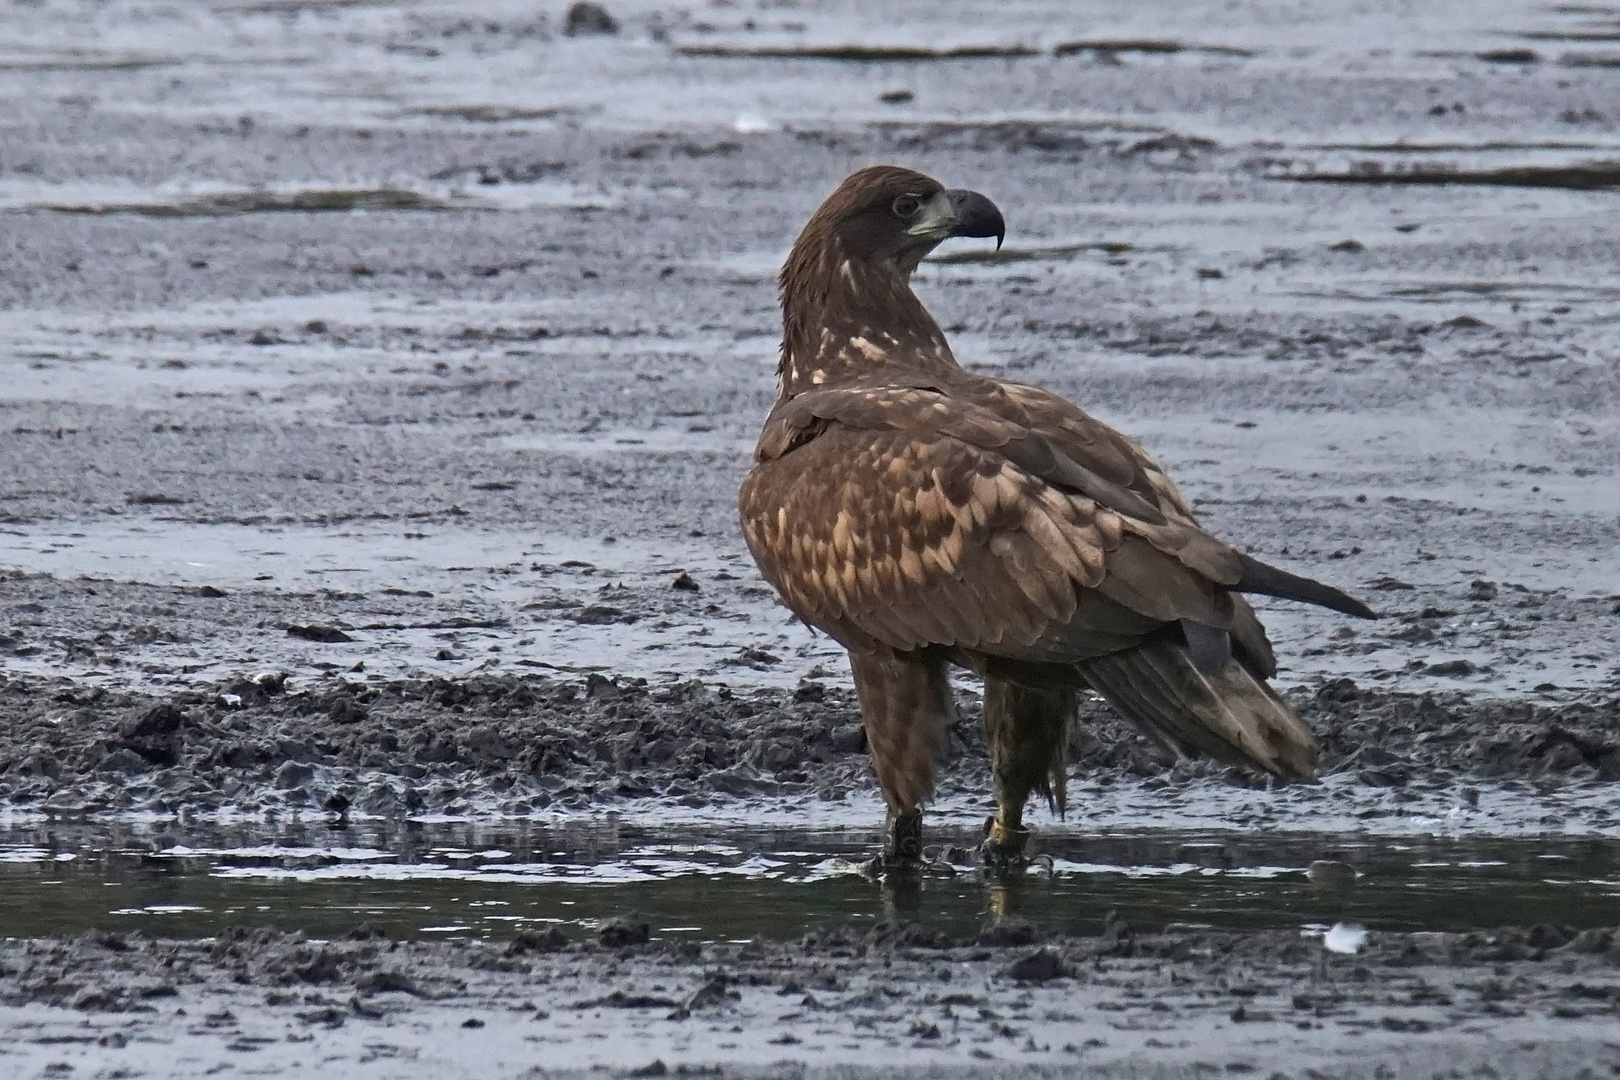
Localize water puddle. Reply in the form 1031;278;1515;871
2;821;1614;943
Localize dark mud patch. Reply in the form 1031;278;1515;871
17;187;470;218
1560;50;1620;66
1518;29;1620;42
0;671;1615;821
875;119;1215;159
1291;140;1613;153
1051;39;1256;58
674;43;1040;61
0;53;183;71
219;0;406;12
396;105;584;124
1267;157;1620;191
1476;47;1544;63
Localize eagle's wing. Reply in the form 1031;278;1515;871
738;385;1247;662
981;378;1201;519
958;377;1284;677
739;382;1354;778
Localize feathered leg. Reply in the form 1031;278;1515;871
981;676;1074;869
847;645;953;870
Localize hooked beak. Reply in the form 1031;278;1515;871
907;188;1006;250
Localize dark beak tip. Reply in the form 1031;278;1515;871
944;188;1006;246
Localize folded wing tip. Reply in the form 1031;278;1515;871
1234;551;1380;622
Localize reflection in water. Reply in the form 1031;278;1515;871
0;819;1614;942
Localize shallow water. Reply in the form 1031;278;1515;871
3;820;1616;942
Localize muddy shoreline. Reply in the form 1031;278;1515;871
4;919;1620;1079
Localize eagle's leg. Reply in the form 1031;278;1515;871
848;646;953;873
981;676;1074;872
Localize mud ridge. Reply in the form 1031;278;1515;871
0;672;1614;820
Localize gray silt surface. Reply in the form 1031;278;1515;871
2;1;1620;1076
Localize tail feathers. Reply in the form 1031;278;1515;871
1077;635;1318;780
1235;552;1378;620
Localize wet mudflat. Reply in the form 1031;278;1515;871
3;0;1620;1075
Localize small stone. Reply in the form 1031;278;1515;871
97;748;152;774
116;704;185;766
328;697;369;724
286;624;353;643
506;927;569;955
564;1;618;36
670;572;699;592
830;723;866;753
1004;948;1066;983
252;671;288;694
598;915;651;948
569;605;636;625
792;680;825;702
354;970;417;995
274;761;316;790
1306;859;1358;889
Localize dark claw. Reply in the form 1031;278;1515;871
979;816;1038;877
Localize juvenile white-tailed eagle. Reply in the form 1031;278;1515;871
738;166;1375;870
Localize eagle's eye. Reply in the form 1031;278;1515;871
891;195;921;220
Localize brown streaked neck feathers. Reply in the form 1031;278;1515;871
776;211;959;400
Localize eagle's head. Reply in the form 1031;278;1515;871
791;165;1005;275
775;166;1005;394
